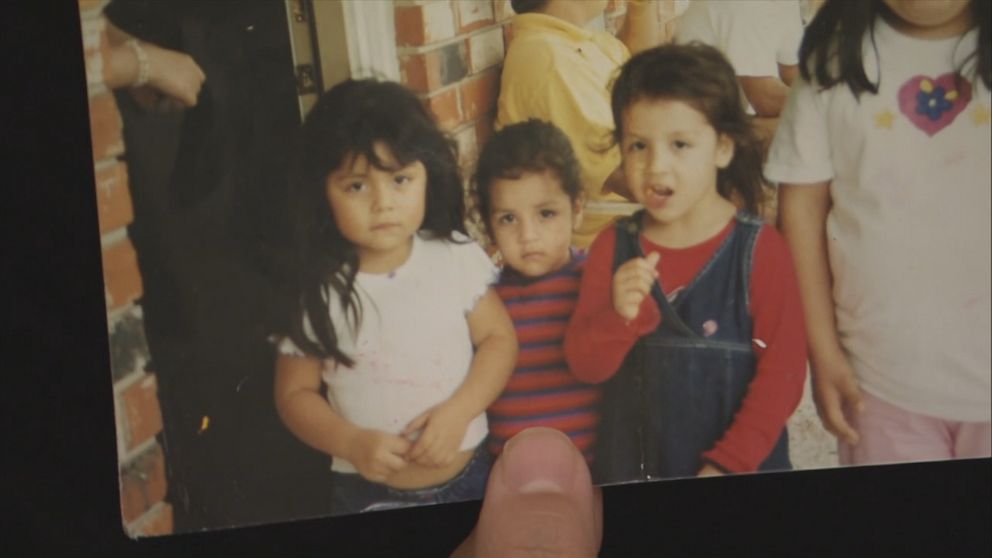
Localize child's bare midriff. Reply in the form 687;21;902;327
383;447;476;490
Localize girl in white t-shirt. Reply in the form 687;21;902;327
274;79;517;515
768;0;991;465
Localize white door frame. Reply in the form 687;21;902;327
341;0;400;82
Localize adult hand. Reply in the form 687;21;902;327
452;428;602;558
103;19;205;108
144;41;206;107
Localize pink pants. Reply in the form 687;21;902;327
839;391;991;466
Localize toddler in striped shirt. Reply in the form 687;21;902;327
473;119;601;462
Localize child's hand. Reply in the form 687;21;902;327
612;252;661;322
402;402;472;468
348;429;412;483
810;353;864;445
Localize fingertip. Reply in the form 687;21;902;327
475;428;599;557
844;430;860;445
494;428;584;495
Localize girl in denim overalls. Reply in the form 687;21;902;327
565;44;809;485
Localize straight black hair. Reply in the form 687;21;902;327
800;0;990;96
610;43;766;215
285;79;465;366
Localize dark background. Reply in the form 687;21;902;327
3;2;990;555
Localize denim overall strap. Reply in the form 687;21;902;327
592;212;790;485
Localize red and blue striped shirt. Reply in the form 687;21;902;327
488;251;601;463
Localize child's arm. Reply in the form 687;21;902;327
698;227;808;473
565;228;661;383
778;183;863;445
274;354;412;483
617;0;663;55
404;289;517;468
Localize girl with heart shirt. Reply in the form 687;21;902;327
767;0;991;465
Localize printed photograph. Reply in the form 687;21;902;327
77;0;990;537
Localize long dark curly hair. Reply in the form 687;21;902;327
284;79;465;366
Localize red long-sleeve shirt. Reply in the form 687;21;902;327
563;219;808;473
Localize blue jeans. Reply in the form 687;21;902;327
329;443;493;515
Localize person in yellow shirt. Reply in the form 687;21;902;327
496;0;662;248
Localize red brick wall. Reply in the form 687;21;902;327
394;1;508;175
79;0;173;538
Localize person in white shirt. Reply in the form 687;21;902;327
275;79;517;515
767;0;991;466
676;0;804;117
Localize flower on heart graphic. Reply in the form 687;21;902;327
915;81;956;121
898;73;972;136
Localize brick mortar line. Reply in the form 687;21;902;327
87;82;109;98
93;157;119;171
451;118;485;137
112;366;149;396
106;301;139;327
100;227;128;250
396;21;506;56
119;437;160;469
124;499;168;537
118;431;159;466
418;64;499;100
79;5;107;21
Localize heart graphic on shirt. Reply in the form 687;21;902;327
897;73;972;137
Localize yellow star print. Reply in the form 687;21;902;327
875;109;895;129
972;105;991;126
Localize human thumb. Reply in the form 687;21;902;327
454;428;602;558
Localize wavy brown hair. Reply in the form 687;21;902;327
610;43;766;215
473;119;583;240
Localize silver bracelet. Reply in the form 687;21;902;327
126;38;150;86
